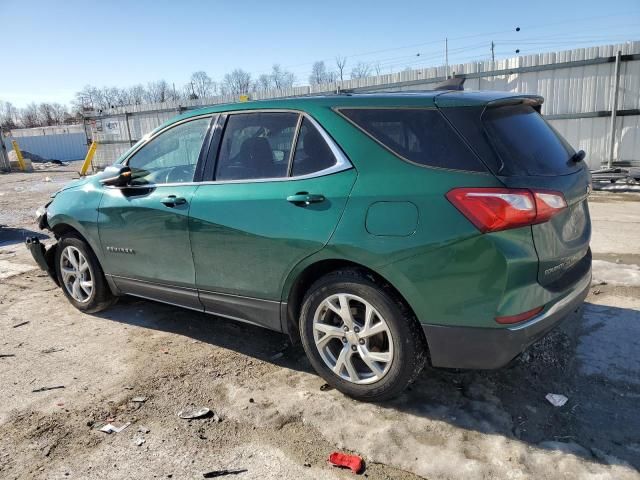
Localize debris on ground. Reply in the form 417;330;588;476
202;469;248;478
320;383;333;392
41;347;64;354
178;407;211;419
329;452;364;474
131;396;148;403
32;385;65;393
12;321;30;328
135;437;145;447
138;426;150;434
99;422;131;434
0;354;16;358
545;393;569;407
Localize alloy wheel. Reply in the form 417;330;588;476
60;246;93;303
313;293;394;385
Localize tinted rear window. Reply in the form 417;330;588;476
483;105;578;176
339;108;486;172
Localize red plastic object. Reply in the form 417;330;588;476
329;452;363;474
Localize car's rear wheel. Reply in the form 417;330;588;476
299;269;427;401
55;235;115;313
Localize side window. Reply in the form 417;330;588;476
215;112;299;181
127;117;211;185
339;108;485;172
291;118;337;176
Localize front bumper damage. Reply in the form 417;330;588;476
26;204;59;285
26;237;59;285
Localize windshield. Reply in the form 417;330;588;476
483;105;579;176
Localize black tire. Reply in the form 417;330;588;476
299;269;427;401
55;234;116;313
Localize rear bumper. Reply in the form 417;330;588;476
25;237;59;285
423;268;591;369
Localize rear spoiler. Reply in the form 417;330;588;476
486;95;544;113
433;77;465;91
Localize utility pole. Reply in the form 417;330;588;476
445;37;449;79
0;129;10;172
607;50;622;169
491;41;495;62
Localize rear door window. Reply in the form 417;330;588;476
482;105;578;176
215;112;299;181
291;118;337;176
338;108;486;172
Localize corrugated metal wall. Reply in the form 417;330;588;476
7;125;88;161
85;41;640;170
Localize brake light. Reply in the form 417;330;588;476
446;188;566;233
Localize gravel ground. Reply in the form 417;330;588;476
1;167;639;480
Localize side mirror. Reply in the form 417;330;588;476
100;165;132;187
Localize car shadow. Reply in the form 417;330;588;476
95;296;640;472
0;225;48;247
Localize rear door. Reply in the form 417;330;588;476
189;112;356;329
468;103;591;288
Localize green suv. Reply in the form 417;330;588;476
27;91;592;401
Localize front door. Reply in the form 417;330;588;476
98;116;212;309
189;112;356;329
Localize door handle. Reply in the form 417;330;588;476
286;192;325;206
161;195;187;207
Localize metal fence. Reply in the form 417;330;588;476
84;40;640;171
5;125;88;162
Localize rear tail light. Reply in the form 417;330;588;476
446;187;566;233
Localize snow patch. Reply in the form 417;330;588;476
592;260;640;287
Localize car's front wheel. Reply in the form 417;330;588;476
299;269;427;401
55;235;116;313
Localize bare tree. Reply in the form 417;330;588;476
20;103;40;128
373;62;383;76
270;64;295;89
309;61;329;85
38;103;56;126
350;62;371;79
0;100;19;129
145;80;169;103
255;73;273;91
188;71;216;99
128;84;146;105
222;69;252;95
335;56;347;82
50;103;69;124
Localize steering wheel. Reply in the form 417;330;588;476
165;165;194;184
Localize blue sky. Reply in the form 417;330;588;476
2;0;639;107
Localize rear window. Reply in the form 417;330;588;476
339;108;486;172
482;105;578;176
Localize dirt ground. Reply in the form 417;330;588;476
1;166;639;480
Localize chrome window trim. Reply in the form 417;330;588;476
112;109;353;189
333;106;493;176
122;113;216;166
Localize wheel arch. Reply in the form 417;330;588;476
282;257;426;350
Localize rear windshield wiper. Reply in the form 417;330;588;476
571;150;586;163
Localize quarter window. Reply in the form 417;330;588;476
127;117;210;185
339;108;485;172
291;118;337;176
215;113;299;181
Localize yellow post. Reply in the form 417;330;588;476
80;141;98;176
11;140;26;171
